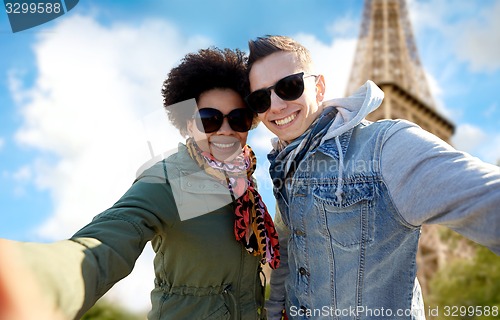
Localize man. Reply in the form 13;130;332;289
246;35;500;319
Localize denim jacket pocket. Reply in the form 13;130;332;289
314;181;375;248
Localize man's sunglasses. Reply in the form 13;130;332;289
193;107;254;133
245;72;317;113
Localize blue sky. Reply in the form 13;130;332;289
1;0;499;312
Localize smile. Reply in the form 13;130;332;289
212;142;237;149
274;112;297;126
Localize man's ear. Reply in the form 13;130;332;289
315;74;326;103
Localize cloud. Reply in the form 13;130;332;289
0;137;4;150
326;14;360;38
452;123;500;165
452;124;487;153
293;33;358;99
12;165;32;182
453;1;500;73
11;14;212;313
409;0;500;73
14;14;211;236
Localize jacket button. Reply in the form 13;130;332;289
295;229;306;236
299;267;308;276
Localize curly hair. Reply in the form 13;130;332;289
162;47;254;136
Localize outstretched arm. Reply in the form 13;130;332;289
0;239;65;320
381;120;500;253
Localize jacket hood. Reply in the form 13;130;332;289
319;80;384;203
319;80;384;144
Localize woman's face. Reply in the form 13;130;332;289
187;88;250;162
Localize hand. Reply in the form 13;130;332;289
0;239;65;320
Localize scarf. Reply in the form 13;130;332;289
268;107;338;196
186;138;280;269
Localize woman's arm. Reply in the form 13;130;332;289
0;238;65;320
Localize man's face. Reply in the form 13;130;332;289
248;51;325;143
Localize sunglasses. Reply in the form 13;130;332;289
192;107;254;133
245;72;317;113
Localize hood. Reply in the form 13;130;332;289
319;80;384;144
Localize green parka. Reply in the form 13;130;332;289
20;143;266;319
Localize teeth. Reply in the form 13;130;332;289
212;142;236;149
275;113;296;126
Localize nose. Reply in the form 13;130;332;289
216;118;234;135
269;90;287;113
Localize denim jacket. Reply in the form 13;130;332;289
266;82;500;319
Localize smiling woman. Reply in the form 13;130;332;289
188;89;254;161
0;47;279;320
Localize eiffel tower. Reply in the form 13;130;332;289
347;0;454;141
346;0;473;296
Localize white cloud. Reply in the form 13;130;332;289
454;1;500;72
424;71;459;121
326;15;359;38
0;137;4;150
8;165;33;197
11;14;212;313
452;124;487;153
409;0;500;73
12;165;32;181
452;123;500;165
293;33;357;99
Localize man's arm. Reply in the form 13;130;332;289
381;120;500;253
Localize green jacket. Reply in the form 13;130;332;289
20;144;266;319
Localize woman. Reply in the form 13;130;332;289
0;48;279;320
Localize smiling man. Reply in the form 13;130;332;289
246;35;500;320
247;49;324;143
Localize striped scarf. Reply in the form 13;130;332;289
268;107;338;196
186;138;280;269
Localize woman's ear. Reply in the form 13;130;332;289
186;119;195;137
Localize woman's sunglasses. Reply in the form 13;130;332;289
193;107;254;133
245;72;317;113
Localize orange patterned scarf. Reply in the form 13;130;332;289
186;138;280;269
